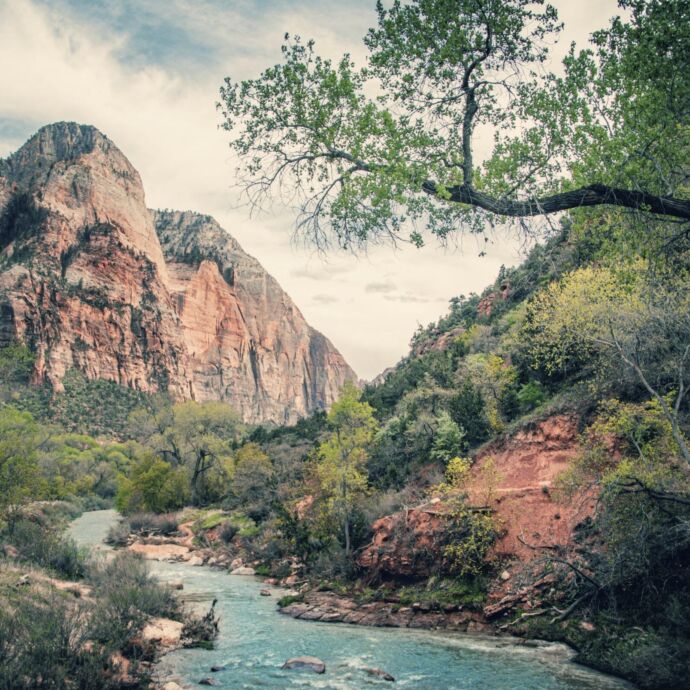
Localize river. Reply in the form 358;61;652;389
68;510;634;690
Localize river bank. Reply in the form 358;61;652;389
76;510;636;689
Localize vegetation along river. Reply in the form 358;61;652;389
68;510;633;690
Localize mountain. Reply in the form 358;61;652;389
0;122;355;424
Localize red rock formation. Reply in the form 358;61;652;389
358;415;595;579
0;123;356;423
477;281;510;319
155;210;355;423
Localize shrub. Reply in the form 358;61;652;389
0;594;126;690
181;600;219;649
442;506;497;577
277;594;303;608
88;552;181;649
219;519;239;543
106;519;132;546
8;519;89;579
127;512;178;535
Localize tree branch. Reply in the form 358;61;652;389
421;181;690;220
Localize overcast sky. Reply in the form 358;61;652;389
0;0;620;379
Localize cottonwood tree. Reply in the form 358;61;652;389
0;408;41;530
219;0;690;251
316;382;378;555
231;442;275;519
128;401;243;505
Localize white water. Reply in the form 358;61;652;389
68;510;635;690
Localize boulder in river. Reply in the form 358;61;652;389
210;665;226;672
230;566;255;576
259;589;271;596
199;678;220;686
282;656;326;674
365;667;395;681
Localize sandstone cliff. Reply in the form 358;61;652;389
0;122;356;423
154;209;355;422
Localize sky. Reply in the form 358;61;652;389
0;0;621;379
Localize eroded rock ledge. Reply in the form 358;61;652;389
278;591;491;632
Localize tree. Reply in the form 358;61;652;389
219;0;690;251
0;343;34;388
436;456;497;577
430;412;466;463
231;442;275;520
524;263;690;464
115;454;188;514
129;401;243;505
448;382;490;446
316;382;378;555
0;407;41;529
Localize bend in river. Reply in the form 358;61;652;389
69;510;634;690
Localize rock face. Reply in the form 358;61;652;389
358;415;595;579
155;210;354;422
0;123;356;423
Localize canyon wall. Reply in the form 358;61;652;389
0;122;355;423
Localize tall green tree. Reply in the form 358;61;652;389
129;401;242;505
316;382;378;555
219;0;690;251
231;442;275;520
0;408;41;529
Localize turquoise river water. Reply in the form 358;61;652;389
68;510;634;690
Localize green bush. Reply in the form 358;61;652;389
0;594;127;690
515;380;546;413
88;552;181;649
8;519;89;579
277;594;303;608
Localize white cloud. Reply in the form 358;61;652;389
0;0;621;380
365;281;397;294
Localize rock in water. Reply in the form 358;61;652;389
281;656;326;674
198;678;220;686
259;589;271;596
230;566;255;576
365;667;396;681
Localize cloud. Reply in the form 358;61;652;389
312;293;340;305
364;280;397;294
290;264;351;281
383;294;447;304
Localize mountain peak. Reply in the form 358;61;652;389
0;124;355;424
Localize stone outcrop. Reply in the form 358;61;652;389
358;415;595;580
0;123;356;423
279;591;487;631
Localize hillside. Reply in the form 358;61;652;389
0;123;355;424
